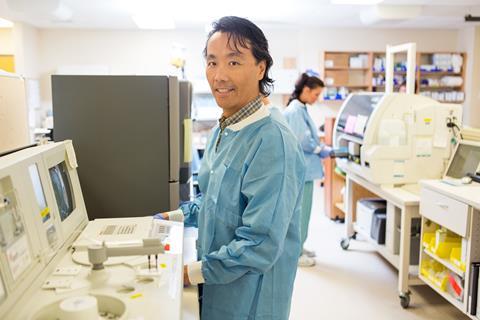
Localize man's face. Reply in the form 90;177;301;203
205;32;266;117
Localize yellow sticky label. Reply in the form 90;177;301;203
130;293;143;299
40;207;50;218
424;118;432;124
184;119;193;163
160;263;167;269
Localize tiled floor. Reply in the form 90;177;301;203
289;182;469;320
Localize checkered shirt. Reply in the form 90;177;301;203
215;96;262;152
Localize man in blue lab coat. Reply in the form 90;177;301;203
157;16;305;320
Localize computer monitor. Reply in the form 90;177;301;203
49;161;75;222
42;142;88;244
444;140;480;179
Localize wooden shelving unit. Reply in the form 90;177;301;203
322;52;372;102
417;52;466;103
323;117;346;221
335;202;345;214
322;51;466;104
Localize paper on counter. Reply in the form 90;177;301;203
353;115;368;136
344;115;357;134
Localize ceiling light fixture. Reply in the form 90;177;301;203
0;18;14;28
360;5;422;25
331;0;384;5
52;3;73;22
6;0;60;13
132;14;175;30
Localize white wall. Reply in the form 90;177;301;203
12;23;40;79
34;26;471;130
457;26;480;128
457;27;474;127
0;28;14;54
472;27;480;128
38;28;208;105
36;26;460;102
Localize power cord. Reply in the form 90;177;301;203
446;118;463;140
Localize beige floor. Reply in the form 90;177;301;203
290;183;469;320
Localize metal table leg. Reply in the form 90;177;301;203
398;205;413;308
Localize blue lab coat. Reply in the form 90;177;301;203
268;105;288;127
180;107;305;320
283;99;329;181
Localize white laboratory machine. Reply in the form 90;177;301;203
0;141;184;320
333;92;462;185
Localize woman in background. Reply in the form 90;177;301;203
284;72;332;267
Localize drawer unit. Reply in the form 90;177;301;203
420;187;470;237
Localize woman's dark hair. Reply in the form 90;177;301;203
203;16;274;96
287;73;324;105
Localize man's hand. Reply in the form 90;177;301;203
153;212;169;220
183;265;191;287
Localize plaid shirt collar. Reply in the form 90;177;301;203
215;95;262;152
218;95;262;132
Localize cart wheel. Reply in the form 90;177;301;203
399;292;411;309
351;232;357;240
340;238;350;250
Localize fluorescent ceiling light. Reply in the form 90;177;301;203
132;14;175;30
360;5;422;25
331;0;384;4
6;0;60;13
52;3;73;22
0;18;13;28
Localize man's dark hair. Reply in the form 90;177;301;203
204;16;274;96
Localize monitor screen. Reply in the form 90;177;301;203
446;143;480;179
337;94;383;138
49;161;75;221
